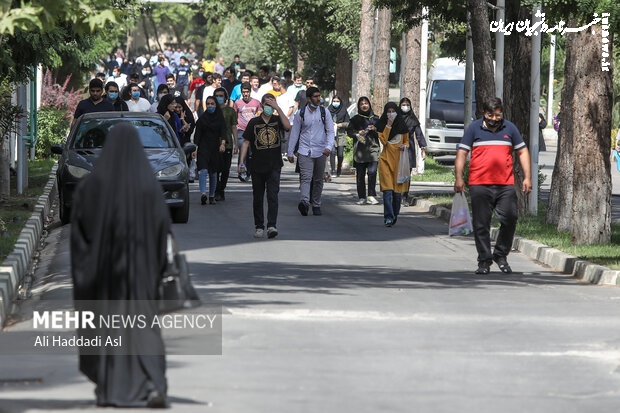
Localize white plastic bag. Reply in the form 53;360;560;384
397;150;410;184
449;192;473;236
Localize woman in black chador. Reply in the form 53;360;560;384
70;123;169;408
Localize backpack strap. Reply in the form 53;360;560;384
299;105;327;134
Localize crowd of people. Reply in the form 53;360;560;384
69;47;534;409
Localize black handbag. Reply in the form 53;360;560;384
158;234;201;312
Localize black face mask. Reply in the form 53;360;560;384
485;117;502;128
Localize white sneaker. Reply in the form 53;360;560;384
367;196;379;205
356;198;366;205
267;227;278;239
254;228;264;238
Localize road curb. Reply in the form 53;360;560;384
0;164;57;328
412;194;620;286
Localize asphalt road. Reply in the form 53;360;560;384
2;159;620;412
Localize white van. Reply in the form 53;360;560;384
425;57;475;156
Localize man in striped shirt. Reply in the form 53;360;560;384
454;97;532;275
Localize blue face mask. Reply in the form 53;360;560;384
131;91;141;99
216;96;225;105
262;106;274;117
206;106;216;113
108;92;118;100
310;103;319;109
332;102;340;109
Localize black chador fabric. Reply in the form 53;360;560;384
195;104;227;173
70;123;169;407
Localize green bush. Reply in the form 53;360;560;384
36;106;69;158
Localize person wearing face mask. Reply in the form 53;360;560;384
454;97;531;275
189;68;206;108
213;87;237;201
376;102;410;227
328;95;350;178
157;94;183;144
238;94;291;239
399;97;427;206
106;67;127;91
233;82;262;180
125;83;152;112
195;96;227;205
149;84;170;113
104;81;128;112
346;97;380;205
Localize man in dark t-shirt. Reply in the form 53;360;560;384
72;78;115;127
239;93;291;239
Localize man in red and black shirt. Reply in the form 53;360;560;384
454;97;532;275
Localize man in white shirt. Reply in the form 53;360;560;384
125;83;151;112
287;87;335;217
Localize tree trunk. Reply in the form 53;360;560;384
503;2;531;215
372;7;391;112
568;26;613;244
402;24;422;115
335;46;352;105
142;16;151;53
467;0;495;117
355;0;375;101
0;134;9;203
126;28;134;57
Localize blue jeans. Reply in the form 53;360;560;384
382;190;402;222
199;169;217;197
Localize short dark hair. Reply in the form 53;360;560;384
89;78;104;90
483;97;503;113
165;73;175;80
104;81;118;92
306;86;320;99
261;93;275;105
241;82;251;91
129;72;140;79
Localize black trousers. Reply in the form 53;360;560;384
469;185;518;263
251;168;281;229
216;149;233;194
355;161;378;199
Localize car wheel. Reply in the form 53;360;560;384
171;188;189;224
59;186;71;225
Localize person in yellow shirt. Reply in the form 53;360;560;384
376;102;409;227
201;55;216;73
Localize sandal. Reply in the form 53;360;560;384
493;256;513;274
475;262;491;274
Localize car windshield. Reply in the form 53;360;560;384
430;80;476;104
71;119;176;149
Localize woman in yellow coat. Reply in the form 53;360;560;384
377;102;410;227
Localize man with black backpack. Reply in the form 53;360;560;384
287;87;335;216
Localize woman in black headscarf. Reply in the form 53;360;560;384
399;97;427;205
195;95;227;205
376;101;410;227
157;93;182;144
70;123;169;407
327;95;350;177
346;96;381;205
174;96;196;147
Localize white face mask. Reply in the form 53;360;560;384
400;105;411;113
387;112;397;119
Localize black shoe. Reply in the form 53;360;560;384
200;194;207;205
146;390;167;408
298;201;309;216
214;192;222;202
475;261;491;274
312;207;322;216
209;196;216;205
493;256;513;273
